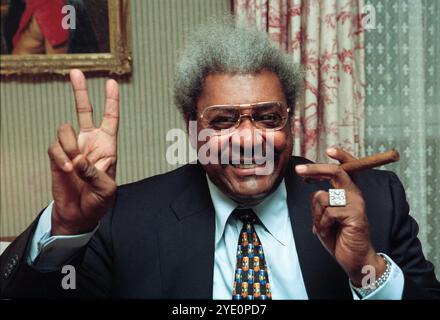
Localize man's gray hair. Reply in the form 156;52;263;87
173;19;302;120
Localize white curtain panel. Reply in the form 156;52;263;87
364;0;440;277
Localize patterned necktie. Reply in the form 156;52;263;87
232;209;272;300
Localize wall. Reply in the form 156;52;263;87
0;0;231;236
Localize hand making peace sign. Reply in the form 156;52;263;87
48;69;119;236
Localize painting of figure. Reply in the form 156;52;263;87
0;0;109;54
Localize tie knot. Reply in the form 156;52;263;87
234;208;258;224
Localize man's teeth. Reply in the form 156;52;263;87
232;163;258;169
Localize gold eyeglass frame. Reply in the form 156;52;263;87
199;101;291;132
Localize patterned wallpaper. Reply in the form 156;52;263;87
0;0;231;236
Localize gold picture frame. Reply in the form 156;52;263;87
0;0;131;75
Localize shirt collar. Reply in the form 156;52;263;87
206;175;289;247
253;179;289;246
206;176;238;246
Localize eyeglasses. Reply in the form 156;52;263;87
199;101;290;133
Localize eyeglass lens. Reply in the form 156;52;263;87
202;102;287;130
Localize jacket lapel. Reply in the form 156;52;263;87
157;164;216;299
285;157;353;299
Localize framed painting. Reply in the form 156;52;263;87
0;0;131;75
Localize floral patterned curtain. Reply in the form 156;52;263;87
233;0;366;162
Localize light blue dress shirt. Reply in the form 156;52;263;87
29;177;404;299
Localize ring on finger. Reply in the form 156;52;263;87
328;189;346;207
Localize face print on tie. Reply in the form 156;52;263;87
241;232;249;246
242;256;250;272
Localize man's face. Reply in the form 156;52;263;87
195;71;293;205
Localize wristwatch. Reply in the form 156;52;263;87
352;253;391;298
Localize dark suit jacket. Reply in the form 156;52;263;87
1;157;439;299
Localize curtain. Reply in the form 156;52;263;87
364;0;440;278
233;0;366;162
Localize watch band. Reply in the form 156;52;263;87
352;253;391;298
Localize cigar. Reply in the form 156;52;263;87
303;149;400;182
340;149;400;173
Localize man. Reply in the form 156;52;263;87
0;22;439;299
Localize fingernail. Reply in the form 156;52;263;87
327;148;337;155
296;165;307;173
63;162;72;171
